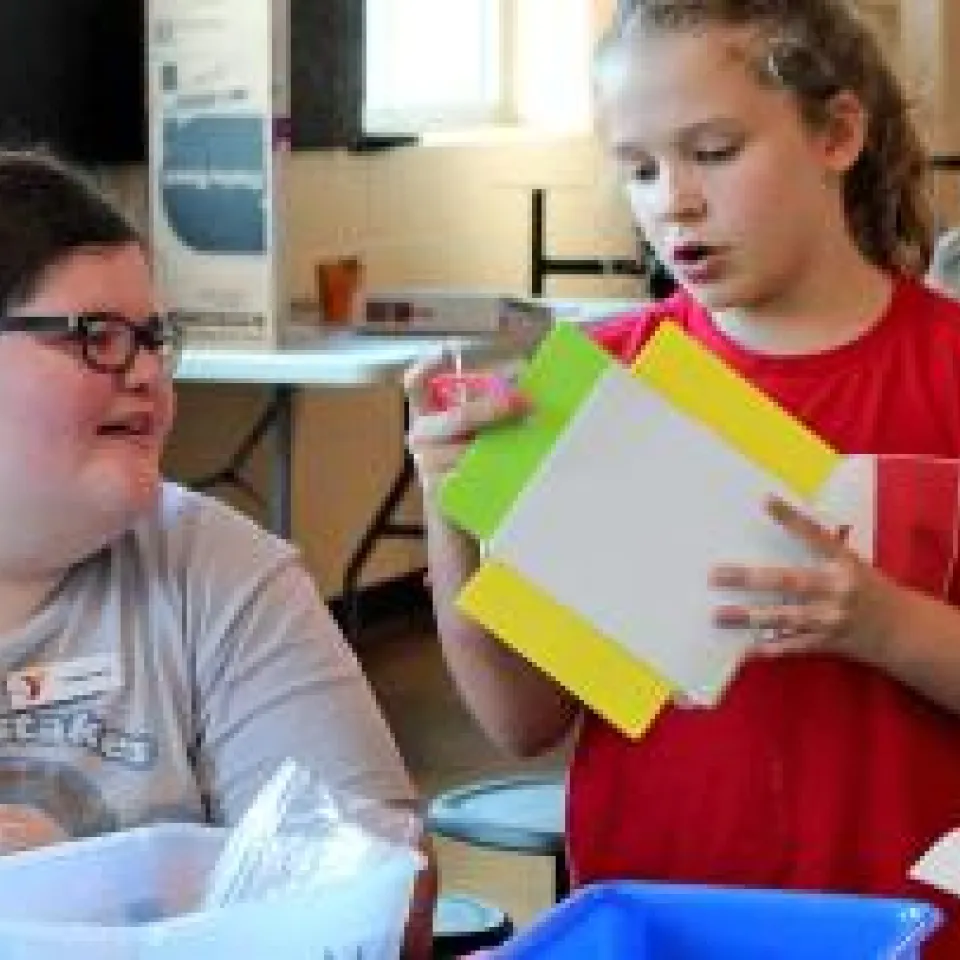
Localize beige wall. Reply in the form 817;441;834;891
898;0;960;226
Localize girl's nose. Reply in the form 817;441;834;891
629;165;707;225
118;341;166;393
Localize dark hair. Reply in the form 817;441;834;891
0;148;141;312
596;0;933;276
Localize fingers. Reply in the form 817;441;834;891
711;553;853;652
714;599;843;635
766;495;850;557
407;393;524;447
408;440;471;484
710;562;838;598
404;350;531;497
403;348;450;415
749;631;822;657
709;497;866;659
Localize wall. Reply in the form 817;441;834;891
135;0;958;599
897;0;960;225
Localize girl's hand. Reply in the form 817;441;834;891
0;804;67;854
403;349;529;495
710;495;907;667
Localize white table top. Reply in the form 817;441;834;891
175;330;528;387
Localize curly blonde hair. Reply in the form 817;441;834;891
596;0;933;275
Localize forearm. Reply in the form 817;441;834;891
401;836;437;960
424;502;578;757
868;587;960;716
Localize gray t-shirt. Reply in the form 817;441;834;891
0;483;414;840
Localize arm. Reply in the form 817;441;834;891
406;354;579;758
404;835;438;960
194;560;418;817
424;498;580;757
189;543;436;952
860;584;960;715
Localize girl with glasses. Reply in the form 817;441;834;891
0;149;434;957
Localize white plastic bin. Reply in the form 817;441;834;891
0;822;415;959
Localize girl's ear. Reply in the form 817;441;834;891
818;90;869;174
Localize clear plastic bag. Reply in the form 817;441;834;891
197;759;425;958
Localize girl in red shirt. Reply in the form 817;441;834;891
407;2;960;954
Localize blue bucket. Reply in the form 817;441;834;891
498;881;943;959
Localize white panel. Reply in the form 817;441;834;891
490;366;816;703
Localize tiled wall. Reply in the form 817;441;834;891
282;137;637;299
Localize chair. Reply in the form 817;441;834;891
432;892;514;959
427;772;569;903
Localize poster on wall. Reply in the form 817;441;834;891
148;0;290;347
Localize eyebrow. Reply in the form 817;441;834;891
612;117;744;160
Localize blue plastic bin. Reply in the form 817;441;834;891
498;881;943;959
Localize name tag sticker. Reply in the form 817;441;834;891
6;653;123;710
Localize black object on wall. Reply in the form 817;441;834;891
290;0;363;149
0;0;405;167
530;189;676;299
290;0;416;152
0;0;146;166
531;188;668;297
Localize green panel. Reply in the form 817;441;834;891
439;323;614;540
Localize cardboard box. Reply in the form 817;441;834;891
148;0;291;347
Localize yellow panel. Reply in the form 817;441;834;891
457;560;674;739
633;322;841;500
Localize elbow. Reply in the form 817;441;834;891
485;711;576;760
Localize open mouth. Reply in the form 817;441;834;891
670;242;726;283
97;413;154;438
672;242;717;265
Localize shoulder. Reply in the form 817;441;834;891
585;291;701;363
124;485;324;667
132;482;298;584
892;275;960;349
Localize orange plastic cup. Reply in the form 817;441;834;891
316;257;362;324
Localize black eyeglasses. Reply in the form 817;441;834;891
0;312;182;375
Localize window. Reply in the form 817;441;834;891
364;0;501;132
363;0;593;137
514;0;593;130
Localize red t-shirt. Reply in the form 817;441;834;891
568;277;960;955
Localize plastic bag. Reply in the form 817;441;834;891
199;759;424;958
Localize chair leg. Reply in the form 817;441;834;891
431;893;514;959
554;851;570;901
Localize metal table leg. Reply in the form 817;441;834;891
555;851;570;901
340;394;424;642
189;384;295;540
269;386;293;539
